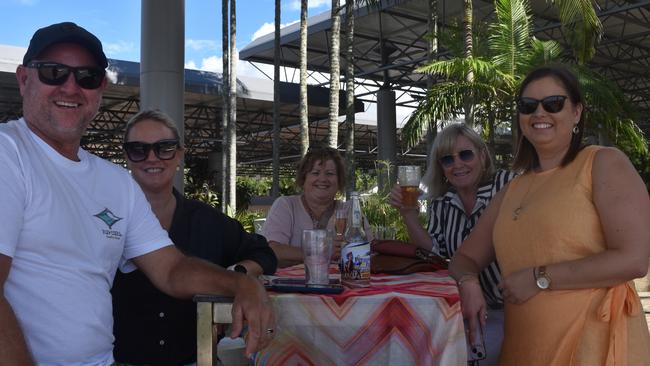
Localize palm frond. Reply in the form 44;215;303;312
524;38;563;70
572;64;648;154
416;57;515;89
489;0;532;76
548;0;603;63
401;80;503;147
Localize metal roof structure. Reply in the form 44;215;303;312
0;45;365;176
241;0;650;142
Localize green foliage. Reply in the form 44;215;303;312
550;0;603;64
236;175;272;210
234;209;266;233
279;176;298;196
184;172;219;209
360;191;426;242
404;0;649;174
356;160;426;242
355;169;377;193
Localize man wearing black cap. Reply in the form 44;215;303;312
0;22;275;365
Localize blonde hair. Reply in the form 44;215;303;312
421;123;494;200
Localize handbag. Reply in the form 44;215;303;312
370;239;448;275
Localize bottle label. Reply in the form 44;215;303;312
339;241;371;282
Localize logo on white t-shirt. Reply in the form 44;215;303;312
94;208;123;240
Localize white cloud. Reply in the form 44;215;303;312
289;0;331;11
252;23;275;41
185;39;218;52
200;56;222;73
185;52;272;79
104;41;135;55
251;20;300;41
184;60;199;70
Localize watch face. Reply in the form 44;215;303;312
234;264;248;274
536;276;550;290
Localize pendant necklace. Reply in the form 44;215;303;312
302;195;334;229
512;174;537;221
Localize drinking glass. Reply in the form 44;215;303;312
334;205;348;237
302;229;333;285
397;165;421;208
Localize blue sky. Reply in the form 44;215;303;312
0;0;332;76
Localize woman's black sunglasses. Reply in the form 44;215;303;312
439;149;475;168
517;95;568;115
123;139;180;162
26;61;105;90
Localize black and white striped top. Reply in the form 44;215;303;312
427;170;516;307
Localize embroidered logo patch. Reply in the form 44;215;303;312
94;208;123;229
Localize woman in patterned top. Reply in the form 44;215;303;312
389;123;515;365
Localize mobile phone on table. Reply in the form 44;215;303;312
464;314;486;362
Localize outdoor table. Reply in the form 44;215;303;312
252;264;467;366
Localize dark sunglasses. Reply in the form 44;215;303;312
26;61;105;90
123;139;180;162
517;95;568;115
439;149;475;168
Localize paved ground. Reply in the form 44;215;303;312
641;292;650;334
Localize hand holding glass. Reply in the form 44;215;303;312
397;166;421;208
302;229;333;285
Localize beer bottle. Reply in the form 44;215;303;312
339;191;371;287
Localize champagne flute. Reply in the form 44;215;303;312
335;206;347;237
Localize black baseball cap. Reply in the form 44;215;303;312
22;22;108;69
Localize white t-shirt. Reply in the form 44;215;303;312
0;119;172;365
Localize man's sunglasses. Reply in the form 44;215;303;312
439;149;476;168
516;95;568;115
26;61;105;90
123;139;180;162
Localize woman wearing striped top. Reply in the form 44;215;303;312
390;123;515;365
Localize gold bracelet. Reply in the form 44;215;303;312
456;273;479;287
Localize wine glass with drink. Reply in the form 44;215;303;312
332;204;348;261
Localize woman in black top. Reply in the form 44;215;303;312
111;109;277;366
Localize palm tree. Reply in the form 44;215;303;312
271;0;281;198
299;0;309;157
328;0;342;149
426;0;439;150
344;0;356;196
402;0;646;158
342;0;380;195
227;0;238;212
221;0;229;213
462;0;474;126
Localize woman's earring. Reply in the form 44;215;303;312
572;124;579;134
176;166;181;172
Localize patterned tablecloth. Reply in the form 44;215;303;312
253;264;467;366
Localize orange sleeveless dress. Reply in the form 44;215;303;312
493;146;650;365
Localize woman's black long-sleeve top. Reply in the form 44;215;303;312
112;189;277;365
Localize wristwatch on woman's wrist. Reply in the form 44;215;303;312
227;264;248;274
534;266;551;290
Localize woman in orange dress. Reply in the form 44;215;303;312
449;65;650;365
